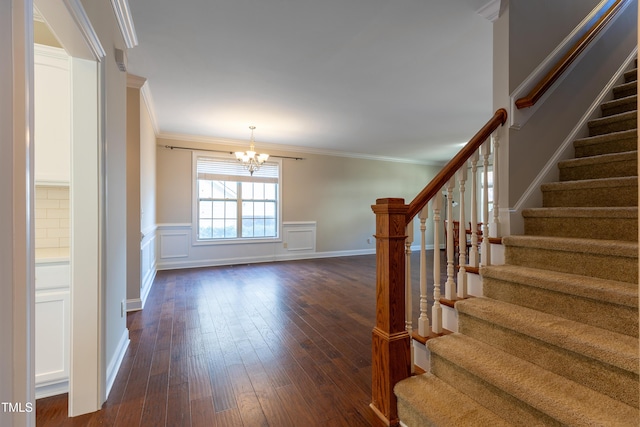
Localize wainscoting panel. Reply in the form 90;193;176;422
159;226;190;259
282;221;316;252
140;227;157;308
157;222;322;270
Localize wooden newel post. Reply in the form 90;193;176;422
370;198;411;426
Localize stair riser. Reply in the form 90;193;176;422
504;245;638;283
588;116;637;136
559;158;637;181
613;82;637;99
429;354;560;426
542;184;638;207
574;133;637;158
523;216;637;241
481;277;639;337
457;313;639;408
601;99;637;117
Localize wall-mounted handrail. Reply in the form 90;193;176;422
515;0;629;109
406;108;507;221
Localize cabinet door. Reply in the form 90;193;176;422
35;289;70;386
34;44;71;184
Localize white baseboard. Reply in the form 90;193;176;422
36;380;68;399
105;329;130;399
156;245;439;271
156;248;380;270
127;267;157;312
126;298;142;312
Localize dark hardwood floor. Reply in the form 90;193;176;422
36;252;442;426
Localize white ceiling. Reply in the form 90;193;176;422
126;0;495;163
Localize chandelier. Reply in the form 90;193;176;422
235;126;269;175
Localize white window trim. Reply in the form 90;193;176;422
191;151;283;246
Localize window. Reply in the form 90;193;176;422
195;154;280;241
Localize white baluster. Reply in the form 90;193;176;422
445;178;456;301
418;206;429;336
480;140;491;267
457;166;467;299
431;194;443;334
405;220;414;373
491;132;500;237
469;151;480;267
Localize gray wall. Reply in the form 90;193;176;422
509;0;601;92
508;0;637;208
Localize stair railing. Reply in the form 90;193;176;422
370;108;507;426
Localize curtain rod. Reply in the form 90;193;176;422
162;144;304;160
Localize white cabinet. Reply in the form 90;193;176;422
35;262;70;398
34;44;71;185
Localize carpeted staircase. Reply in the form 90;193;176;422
395;66;639;425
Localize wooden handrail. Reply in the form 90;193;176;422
515;0;629;109
406;108;507;221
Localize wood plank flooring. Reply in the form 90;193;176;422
36;253;441;426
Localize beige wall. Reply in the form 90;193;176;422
140;94;156;233
126;84;157;305
126;88;141;302
157;137;440;255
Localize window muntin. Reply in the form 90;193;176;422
195;155;280;241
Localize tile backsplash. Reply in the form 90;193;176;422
35;185;70;250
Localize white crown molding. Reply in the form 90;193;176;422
63;0;106;60
126;74;160;134
34;43;69;62
126;73;146;89
140;82;160;135
110;0;138;49
476;0;503;22
157;132;444;166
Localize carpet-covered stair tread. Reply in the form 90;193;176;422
613;79;637;99
541;175;638;207
455;297;638;374
573;129;637;157
557;150;637;181
624;67;637;83
587;110;636;136
480;264;638;337
481;264;638;312
455;297;639;407
601;94;637;116
522;206;638;241
502;235;638;284
395;373;512;427
428;334;640;426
